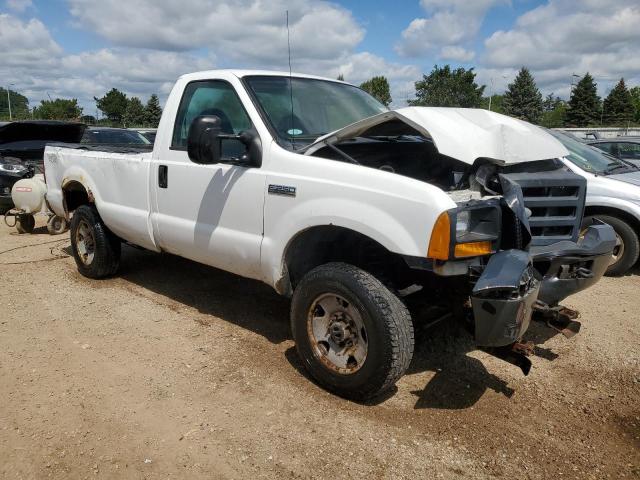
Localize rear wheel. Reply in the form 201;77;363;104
70;205;120;279
291;262;414;401
16;214;35;234
583;215;639;276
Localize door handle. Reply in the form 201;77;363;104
158;165;168;188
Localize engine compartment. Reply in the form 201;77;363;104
312;137;470;191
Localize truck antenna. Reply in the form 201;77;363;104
286;10;295;149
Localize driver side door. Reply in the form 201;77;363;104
151;79;266;280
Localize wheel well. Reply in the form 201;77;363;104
62;181;91;213
584;206;640;233
282;225;411;296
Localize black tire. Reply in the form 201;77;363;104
291;262;414;401
16;214;35;234
69;205;121;279
583;215;639;276
47;215;68;235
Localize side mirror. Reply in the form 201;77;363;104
187;115;222;164
187;115;262;167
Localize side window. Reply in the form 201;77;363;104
618;143;640;159
594;142;615;155
171;80;252;152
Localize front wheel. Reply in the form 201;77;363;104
70;205;121;279
291;262;414;401
583;215;639;276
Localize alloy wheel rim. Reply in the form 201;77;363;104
75;220;95;265
307;293;368;374
611;232;624;265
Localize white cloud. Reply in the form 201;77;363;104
440;46;475;62
0;14;214;112
481;0;640;98
4;0;32;12
0;13;61;66
67;0;364;65
3;2;423;113
396;0;506;58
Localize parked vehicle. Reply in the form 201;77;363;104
0;120;85;219
549;130;640;275
129;128;157;143
81;127;151;145
44;70;615;400
587;137;640;168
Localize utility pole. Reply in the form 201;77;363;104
6;83;15;120
488;78;494;111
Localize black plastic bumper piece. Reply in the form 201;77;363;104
471;250;540;347
531;222;616;306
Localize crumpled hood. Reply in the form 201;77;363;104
304;107;569;165
0;121;86;164
0;121;85;145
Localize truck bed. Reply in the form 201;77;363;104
44;144;156;250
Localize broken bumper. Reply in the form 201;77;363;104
471;250;540;347
530;222;616;307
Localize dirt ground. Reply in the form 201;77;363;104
0;216;638;480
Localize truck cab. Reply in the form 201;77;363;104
44;70;615;400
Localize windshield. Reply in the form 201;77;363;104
548;130;630;174
244;76;387;148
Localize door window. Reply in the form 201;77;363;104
617;142;640;160
592;142;616;155
171;80;252;156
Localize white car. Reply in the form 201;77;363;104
43;70;615;399
549;130;640;275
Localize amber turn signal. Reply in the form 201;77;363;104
427;212;451;260
454;240;492;258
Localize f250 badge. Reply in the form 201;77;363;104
268;184;296;197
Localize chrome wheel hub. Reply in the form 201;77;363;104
611;232;624;264
75;220;95;265
307;293;368;374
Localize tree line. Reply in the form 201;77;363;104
0;87;163;128
4;68;639;129
354;66;640;128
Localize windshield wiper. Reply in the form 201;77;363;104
605;164;629;174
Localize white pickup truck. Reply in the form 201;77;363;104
44;70;615;400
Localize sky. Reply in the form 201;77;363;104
2;0;640;115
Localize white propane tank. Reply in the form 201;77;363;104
11;176;47;214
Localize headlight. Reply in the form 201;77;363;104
428;201;501;260
0;163;27;173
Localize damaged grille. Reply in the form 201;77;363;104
503;171;586;247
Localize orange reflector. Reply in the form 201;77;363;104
427;212;451;260
454;241;492;258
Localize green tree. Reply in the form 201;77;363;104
630;86;640;123
123;97;146;127
539;93;567;127
602;78;634;125
33;98;83;120
94;88;128;125
359;76;392;106
144;94;163;127
0;87;30;120
565;73;601;127
409;65;485;108
543;93;564;112
502;67;543;123
336;74;345;81
481;94;505;114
